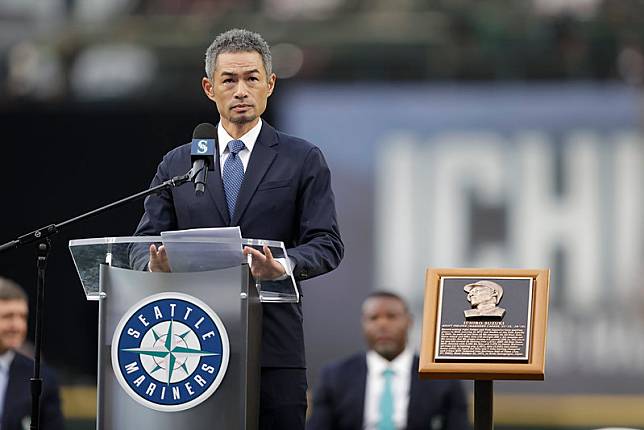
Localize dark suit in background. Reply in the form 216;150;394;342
2;353;64;430
307;354;470;430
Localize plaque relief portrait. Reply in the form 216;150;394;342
463;280;506;319
434;276;534;361
422;269;548;378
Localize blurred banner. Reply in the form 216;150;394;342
278;83;644;396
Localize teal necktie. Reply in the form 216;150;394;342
377;368;395;430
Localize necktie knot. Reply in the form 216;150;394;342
228;139;245;155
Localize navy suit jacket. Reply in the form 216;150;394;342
133;121;343;367
307;353;471;430
2;353;64;430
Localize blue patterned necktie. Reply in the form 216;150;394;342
378;368;395;430
223;139;245;219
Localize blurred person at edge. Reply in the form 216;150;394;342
0;277;64;430
308;292;470;430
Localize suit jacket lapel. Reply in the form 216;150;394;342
4;354;23;429
231;122;278;225
406;355;423;429
205;137;231;225
346;355;368;429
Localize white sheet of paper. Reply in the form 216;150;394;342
160;227;243;272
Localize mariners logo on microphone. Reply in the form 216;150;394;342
191;138;215;155
112;292;229;412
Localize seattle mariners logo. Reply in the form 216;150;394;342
111;292;229;412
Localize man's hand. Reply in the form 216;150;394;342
243;245;286;281
149;244;171;272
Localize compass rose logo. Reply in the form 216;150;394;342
111;292;229;412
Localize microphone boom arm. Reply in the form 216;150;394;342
0;170;191;253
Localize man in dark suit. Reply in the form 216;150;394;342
133;28;343;429
0;277;64;430
307;292;470;430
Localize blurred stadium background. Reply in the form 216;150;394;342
1;0;643;429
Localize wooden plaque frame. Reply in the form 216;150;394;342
419;268;550;380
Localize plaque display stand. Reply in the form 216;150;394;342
69;236;299;430
474;380;493;430
419;268;550;430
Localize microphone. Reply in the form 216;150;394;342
190;123;217;195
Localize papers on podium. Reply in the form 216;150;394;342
160;227;243;272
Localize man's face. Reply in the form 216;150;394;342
202;51;276;128
467;286;496;306
0;299;27;353
362;297;411;361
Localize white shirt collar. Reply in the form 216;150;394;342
218;118;263;156
366;346;414;376
0;350;15;371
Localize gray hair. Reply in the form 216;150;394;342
204;28;272;80
0;277;28;302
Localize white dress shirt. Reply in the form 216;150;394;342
0;350;15;421
217;119;262;175
363;347;414;430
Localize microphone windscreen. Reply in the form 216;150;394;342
190;123;217;170
192;122;217;139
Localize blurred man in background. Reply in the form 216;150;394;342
0;277;64;430
307;291;470;430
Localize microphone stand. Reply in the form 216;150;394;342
0;169;196;430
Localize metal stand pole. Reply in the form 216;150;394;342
474;380;493;430
30;240;50;430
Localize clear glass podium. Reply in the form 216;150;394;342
69;236;299;430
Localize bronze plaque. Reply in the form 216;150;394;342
434;277;533;361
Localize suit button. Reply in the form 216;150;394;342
301;271;308;279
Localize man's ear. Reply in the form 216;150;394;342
202;77;216;101
406;313;413;330
267;73;277;97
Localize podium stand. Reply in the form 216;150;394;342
69;236;299;430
